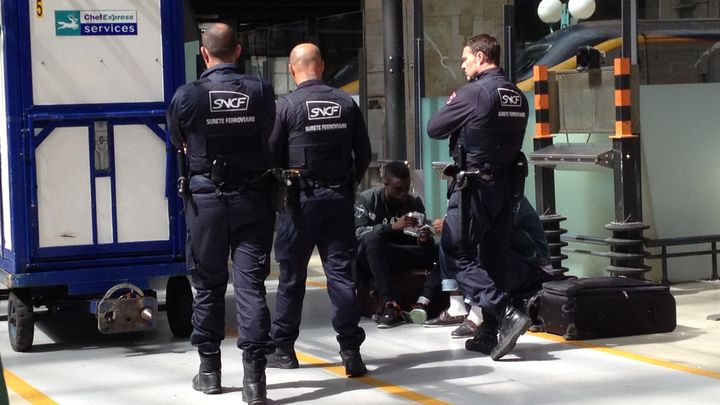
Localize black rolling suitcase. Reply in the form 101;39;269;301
539;277;676;340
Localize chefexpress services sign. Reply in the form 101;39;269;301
55;10;138;36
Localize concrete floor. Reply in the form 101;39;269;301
2;256;720;404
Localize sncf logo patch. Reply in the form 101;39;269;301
497;88;522;108
209;91;249;112
307;101;342;120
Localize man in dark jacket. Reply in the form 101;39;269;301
354;160;439;328
427;33;531;361
268;43;372;377
167;23;275;403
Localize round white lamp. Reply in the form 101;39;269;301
568;0;597;20
537;0;564;24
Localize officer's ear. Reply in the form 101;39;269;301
200;46;211;66
234;44;242;61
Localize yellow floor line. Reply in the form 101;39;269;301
225;329;448;404
295;352;451;405
305;280;327;288
531;331;720;380
3;369;58;405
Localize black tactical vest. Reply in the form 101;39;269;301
455;73;528;169
285;83;355;182
185;75;272;177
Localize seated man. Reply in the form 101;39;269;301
420;234;472;337
354;160;438;328
465;196;554;354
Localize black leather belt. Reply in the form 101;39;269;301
303;178;346;189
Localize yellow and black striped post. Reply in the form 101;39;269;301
533;65;552;139
606;57;648;279
532;65;568;276
612;57;636;138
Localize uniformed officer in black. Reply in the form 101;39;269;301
427;34;531;361
167;23;275;403
268;43;371;377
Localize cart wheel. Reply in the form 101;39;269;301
8;289;34;352
166;276;193;338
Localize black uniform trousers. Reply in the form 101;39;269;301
441;173;515;315
479;251;553;332
356;230;438;303
185;177;275;361
272;185;366;350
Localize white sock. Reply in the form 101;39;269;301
447;294;468;316
467;305;483;325
416;296;430;306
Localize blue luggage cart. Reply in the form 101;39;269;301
0;0;191;351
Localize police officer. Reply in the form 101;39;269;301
427;34;531;361
465;196;554;354
167;23;276;403
268;43;371;377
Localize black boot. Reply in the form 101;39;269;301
490;305;531;361
339;349;367;377
242;357;267;405
267;343;299;369
465;326;498;355
192;350;222;394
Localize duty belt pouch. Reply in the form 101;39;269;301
510;151;528;201
210;154;232;185
283;175;300;216
539;277;676;340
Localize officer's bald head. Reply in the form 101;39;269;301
289;43;325;85
201;23;240;64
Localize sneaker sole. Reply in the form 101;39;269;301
377;321;404;329
401;309;428;324
490;317;532;361
422;321;464;328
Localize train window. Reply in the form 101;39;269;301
514;21;720;90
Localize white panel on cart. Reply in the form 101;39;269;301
37;128;93;247
29;0;164;105
0;26;10;251
95;177;113;244
114;125;169;242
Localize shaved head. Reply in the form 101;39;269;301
202;23;237;61
288;43;325;85
200;23;240;67
290;43;322;67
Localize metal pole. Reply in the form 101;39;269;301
412;0;425;169
712;242;718;280
383;0;407;160
503;4;515;82
622;0;638;64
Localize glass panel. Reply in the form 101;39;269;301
94;121;110;174
317;12;363;94
643;37;720;84
236;12;362;97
